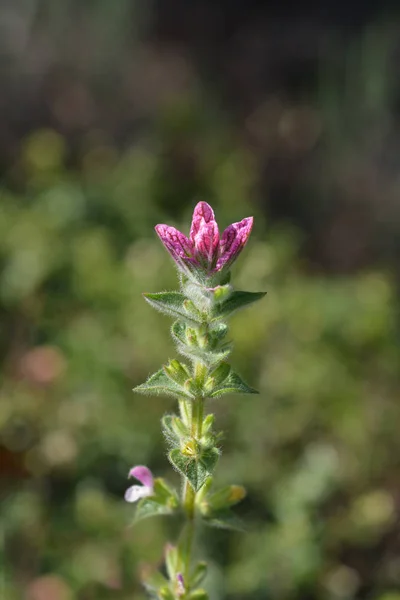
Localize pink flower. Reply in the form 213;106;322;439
124;465;154;503
155;202;253;277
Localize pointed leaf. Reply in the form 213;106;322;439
213;291;266;319
168;447;219;491
203;508;245;531
209;370;258;398
134;368;194;399
144;292;202;325
134;497;175;523
142;570;169;595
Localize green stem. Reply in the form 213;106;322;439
180;395;204;596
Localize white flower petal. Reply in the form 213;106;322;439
124;484;152;503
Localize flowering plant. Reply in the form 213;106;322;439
127;202;265;599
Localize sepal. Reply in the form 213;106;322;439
208;370;258;397
212;290;266;319
168;447;220;491
134;368;194;400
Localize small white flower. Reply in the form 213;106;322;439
124;465;154;503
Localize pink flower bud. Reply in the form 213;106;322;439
155;203;253;277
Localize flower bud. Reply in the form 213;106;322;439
204;363;230;392
202;414;214;434
163;360;190;386
171;416;189;439
212;284;232;302
207;485;246;511
164;544;178;581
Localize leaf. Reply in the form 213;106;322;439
142;570;168;595
133;368;194;399
153;478;179;508
203;508;246;531
134;497;175;523
143;292;202;325
168;447;220;491
213;290;266;319
209;370;258;397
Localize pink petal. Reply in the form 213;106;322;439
216;217;253;271
193;220;220;267
155;225;194;260
128;465;154;489
189;202;217;242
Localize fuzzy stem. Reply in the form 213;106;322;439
180;395;204;596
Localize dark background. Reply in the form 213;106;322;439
1;1;400;599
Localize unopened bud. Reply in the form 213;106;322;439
163;360;190;385
202;414;214;434
207;485;246;510
205;363;230;392
171;416;189;438
212;284;232;302
165;544;178;581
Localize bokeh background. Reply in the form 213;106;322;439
1;1;400;599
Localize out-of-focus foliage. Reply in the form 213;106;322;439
1;125;399;600
1;2;400;599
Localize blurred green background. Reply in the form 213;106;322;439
1;1;400;599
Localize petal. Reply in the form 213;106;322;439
193;220;220;267
124;484;152;503
216;217;253;271
155;225;194;260
129;465;154;488
190;202;217;242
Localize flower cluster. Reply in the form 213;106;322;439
155;202;253;279
126;202;264;600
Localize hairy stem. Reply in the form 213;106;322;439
180;395;205;596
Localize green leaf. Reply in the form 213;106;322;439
213;290;266;319
209;370;258;398
142;570;168;595
203;508;245;531
134;368;194;399
143;292;202;325
188;590;209;600
153;478;179;508
134;497;175;523
190;562;207;588
168;447;220;491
